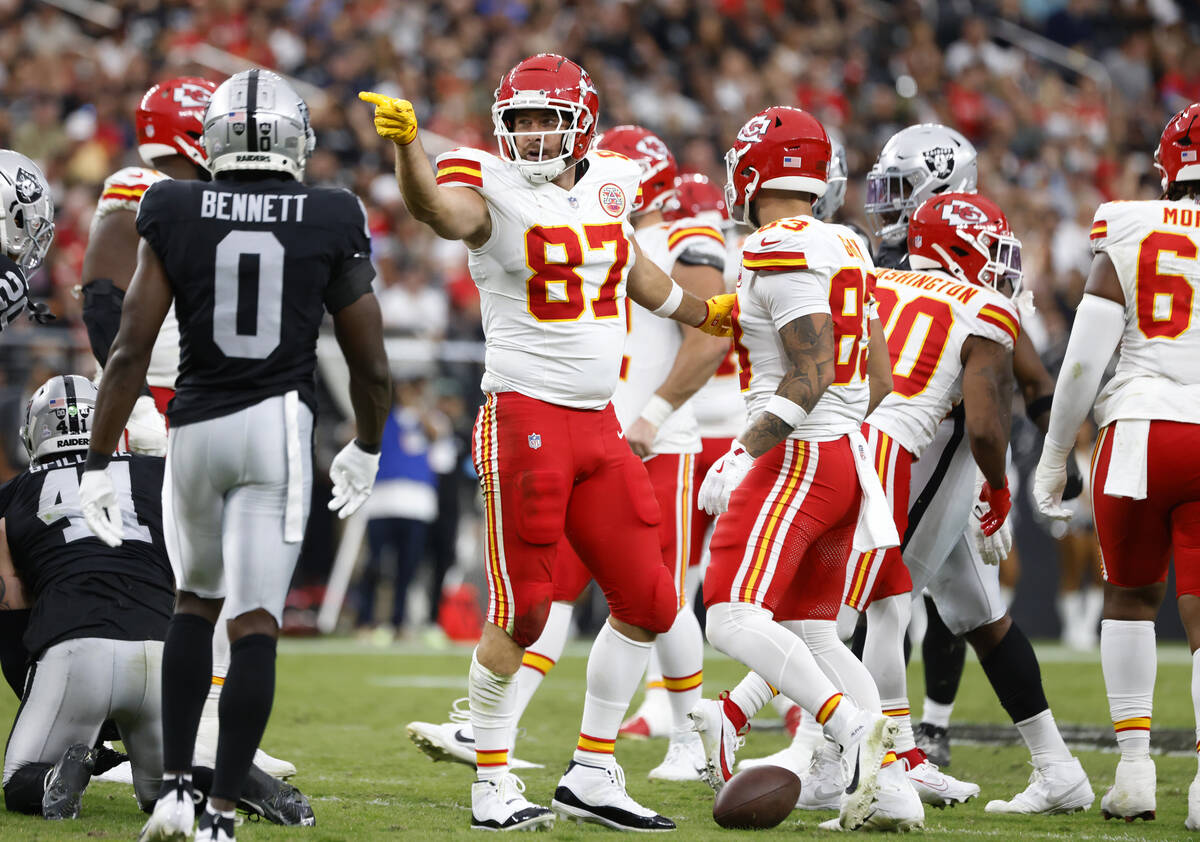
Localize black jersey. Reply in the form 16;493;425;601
873;240;910;271
0;453;173;657
135;175;376;426
0;253;29;328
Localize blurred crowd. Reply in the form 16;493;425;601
0;0;1195;638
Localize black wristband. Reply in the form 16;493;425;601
84;450;112;472
1026;394;1053;425
353;438;381;455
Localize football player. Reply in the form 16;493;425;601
81;70;390;842
1034;102;1200;829
688;106;921;832
0;150;55;329
80;75;298;784
862;124;1081;770
361;54;732;831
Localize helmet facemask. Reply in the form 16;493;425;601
865;166;928;244
493;101;590;184
724;144;760;227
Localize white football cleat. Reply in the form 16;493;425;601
985;758;1094;815
471;774;555;831
407;698;542;769
796;740;844;811
619;689;673;740
647;728;705;782
838;712;898;831
860;759;924;832
900;748;979;807
688;696;746;793
194;806;235;842
1100;756;1155;821
139;776;197;842
552;761;674;831
1185;775;1200;830
739;720;820;777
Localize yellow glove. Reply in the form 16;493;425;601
699;292;737;337
358;91;418;145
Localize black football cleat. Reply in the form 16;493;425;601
238;764;315;826
42;743;96;820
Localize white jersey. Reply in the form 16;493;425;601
611;217;725;453
734;216;875;441
92;167;181;389
692;226;748;438
434;147;643;410
867;267;1020;456
1089;199;1200;426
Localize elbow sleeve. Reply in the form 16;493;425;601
81;279;125;366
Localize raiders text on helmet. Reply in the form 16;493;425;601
202;69;316;178
21;375;98;463
866;124;978;246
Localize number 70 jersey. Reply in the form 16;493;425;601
1089;199;1200;427
435;147;644;410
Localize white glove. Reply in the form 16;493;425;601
125;394;167;456
697;440;754;516
79;468;123;547
328;439;381;519
1033;440;1074;521
970;470;1013;564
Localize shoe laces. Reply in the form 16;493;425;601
497;773;527;802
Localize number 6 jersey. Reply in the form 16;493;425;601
1088;199;1200;426
435;147;644;410
135;176;376;426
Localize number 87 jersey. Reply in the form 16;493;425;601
435;146;644;410
731;216;875;441
1089;199;1200;426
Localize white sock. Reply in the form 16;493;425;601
511;601;574;731
1100;619;1155;761
469;650;517;782
574;621;652;768
1015;708;1073;767
1192;649;1200;770
728;672;778;722
644;647;664;692
921;698;954;729
656;607;704;730
706;602;856;741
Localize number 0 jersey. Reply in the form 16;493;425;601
93;167;183;389
135;176;375;426
611;217;725;453
866;268;1020;457
1089;199;1200;426
0;453;172;657
435;147;643;410
733;216;875;441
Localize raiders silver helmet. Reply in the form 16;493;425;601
202;69;316;179
866;124;977;245
20;375;97;463
0;150;54;272
812;137;847;222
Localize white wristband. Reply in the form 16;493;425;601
651;281;684;317
764;394;807;429
639;394;674;427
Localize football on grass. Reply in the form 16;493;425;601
712;765;802;829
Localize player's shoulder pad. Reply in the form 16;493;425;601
1089;200;1149;254
742;217;839;273
585;149;644;208
435;146;497;190
95;167;169;220
971;287;1021;349
667;215;725;252
0;253;26;286
134;178;185;232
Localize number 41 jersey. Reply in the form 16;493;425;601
434;147;644;410
136;176;376;426
1089;199;1200;426
867;267;1020;457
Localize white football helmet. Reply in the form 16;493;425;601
866;124;977;245
0;150;54;272
21;375;97;463
202;69;315;179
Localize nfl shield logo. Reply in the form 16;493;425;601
528;433;542;450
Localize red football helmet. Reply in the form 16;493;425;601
1155;102;1200;191
136;77;218;169
492;53;599;184
908;193;1022;292
594;125;677;214
724;106;830;226
666;173;728;222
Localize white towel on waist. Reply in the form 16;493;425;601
1103;418;1149;500
849;429;900;553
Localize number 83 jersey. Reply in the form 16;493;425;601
1089;199;1200;426
135;177;376;426
435;147;644;410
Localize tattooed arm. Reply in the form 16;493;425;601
739;313;835;458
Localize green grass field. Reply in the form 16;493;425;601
0;638;1197;840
